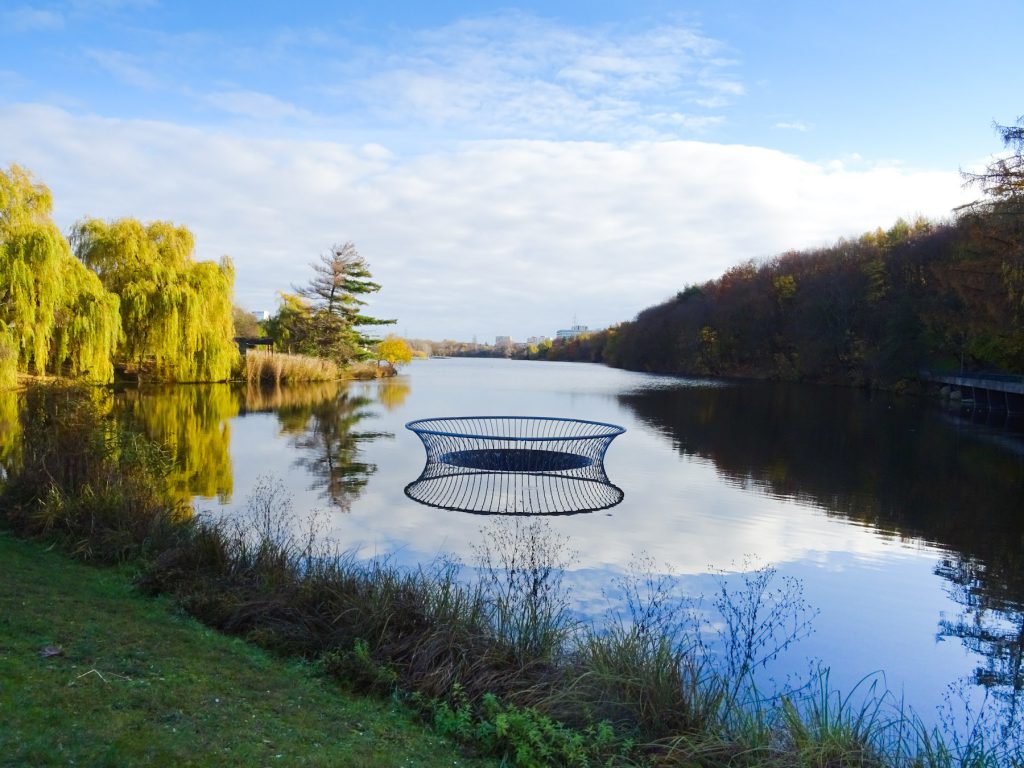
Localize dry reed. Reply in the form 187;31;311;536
244;350;341;384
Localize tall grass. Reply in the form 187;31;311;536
244;349;341;384
3;383;1022;767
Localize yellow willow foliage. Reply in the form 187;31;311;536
0;166;121;383
116;385;238;503
0;164;52;232
48;259;121;383
0;323;16;389
72;218;239;382
0;387;20;471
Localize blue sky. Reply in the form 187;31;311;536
2;1;1021;340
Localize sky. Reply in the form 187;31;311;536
2;0;1022;342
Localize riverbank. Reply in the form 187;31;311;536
2;382;1021;767
0;532;493;767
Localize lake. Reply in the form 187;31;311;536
113;357;1024;744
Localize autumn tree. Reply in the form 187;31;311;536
232;305;263;338
962;117;1024;213
376;334;413;370
0;165;120;385
264;292;316;355
293;242;395;362
961;117;1024;315
71;218;238;382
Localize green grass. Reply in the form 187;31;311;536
0;531;495;768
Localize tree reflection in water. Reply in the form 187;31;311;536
0;388;20;483
114;384;238;505
619;380;1024;734
937;554;1024;739
108;380;391;516
265;381;392;511
370;377;411;412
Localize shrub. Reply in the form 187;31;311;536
0;383;187;562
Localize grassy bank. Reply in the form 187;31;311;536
2;383;1021;767
0;531;493;767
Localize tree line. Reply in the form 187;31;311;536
538;119;1024;384
0;165;402;387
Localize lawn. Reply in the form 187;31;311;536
0;531;494;767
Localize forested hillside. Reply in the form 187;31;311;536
542;121;1024;386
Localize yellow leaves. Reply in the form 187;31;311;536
1;166;121;383
376;335;413;367
0;164;53;235
772;275;797;303
73;216;238;382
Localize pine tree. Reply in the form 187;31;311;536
293;242;395;362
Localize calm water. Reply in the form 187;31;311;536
114;358;1024;741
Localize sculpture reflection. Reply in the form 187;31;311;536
405;416;625;515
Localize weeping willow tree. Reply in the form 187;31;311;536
0;165;121;385
71;218;239;382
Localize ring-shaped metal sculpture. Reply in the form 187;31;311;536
405;416;625;515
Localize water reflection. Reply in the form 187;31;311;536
109;382;393;514
372;378;411;411
618;380;1024;736
618;382;1024;571
404;415;625;515
114;385;237;504
269;382;392;511
90;359;1024;745
937;554;1024;735
0;388;20;482
240;381;342;414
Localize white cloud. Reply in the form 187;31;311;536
84;48;160;89
0;69;31;91
0;104;971;341
68;0;157;11
203;89;313;121
775;120;812;132
3;5;64;31
338;14;741;140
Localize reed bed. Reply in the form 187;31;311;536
3;383;1021;768
244;349;341;384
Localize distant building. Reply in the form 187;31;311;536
555;324;588;340
495;335;512;346
252;310;270;321
527;336;549;345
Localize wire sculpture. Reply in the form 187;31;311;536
404;416;625;515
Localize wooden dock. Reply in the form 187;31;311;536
924;372;1024;414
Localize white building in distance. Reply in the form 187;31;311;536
555;324;588;339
